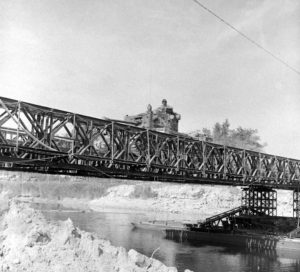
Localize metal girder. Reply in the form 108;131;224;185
0;96;300;190
198;205;262;229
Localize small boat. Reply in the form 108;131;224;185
131;220;188;231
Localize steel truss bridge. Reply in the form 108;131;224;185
0;96;299;217
0;96;300;189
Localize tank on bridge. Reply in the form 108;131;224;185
124;99;181;134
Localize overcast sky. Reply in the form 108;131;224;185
1;0;300;158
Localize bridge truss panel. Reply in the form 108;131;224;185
0;96;300;189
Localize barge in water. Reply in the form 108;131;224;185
166;228;300;251
133;206;300;252
166;206;300;252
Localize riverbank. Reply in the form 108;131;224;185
0;170;294;221
0;170;296;271
0;201;192;272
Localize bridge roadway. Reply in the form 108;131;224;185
0;96;299;190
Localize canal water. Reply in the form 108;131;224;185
42;209;300;272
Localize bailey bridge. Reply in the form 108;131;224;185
0;96;299;217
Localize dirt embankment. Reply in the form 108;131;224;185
0;201;192;272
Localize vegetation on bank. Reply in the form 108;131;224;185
190;119;266;151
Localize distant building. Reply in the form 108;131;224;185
124;99;181;133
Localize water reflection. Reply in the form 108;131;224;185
42;210;300;272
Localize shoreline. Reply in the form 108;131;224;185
0;170;294;220
0;200;192;272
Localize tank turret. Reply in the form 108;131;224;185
124;99;181;133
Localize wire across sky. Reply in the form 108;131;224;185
191;0;300;76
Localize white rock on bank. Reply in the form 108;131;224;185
0;201;192;272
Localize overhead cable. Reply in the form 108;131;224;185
191;0;300;76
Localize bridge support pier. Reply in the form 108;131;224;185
242;186;277;216
293;189;300;218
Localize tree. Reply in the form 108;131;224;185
213;119;230;141
202;119;266;152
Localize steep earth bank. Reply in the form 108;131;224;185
0;201;191;272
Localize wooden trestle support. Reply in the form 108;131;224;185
242;186;277;216
293;189;300;218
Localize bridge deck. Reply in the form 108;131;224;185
0;96;299;190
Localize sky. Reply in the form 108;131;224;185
0;0;300;158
